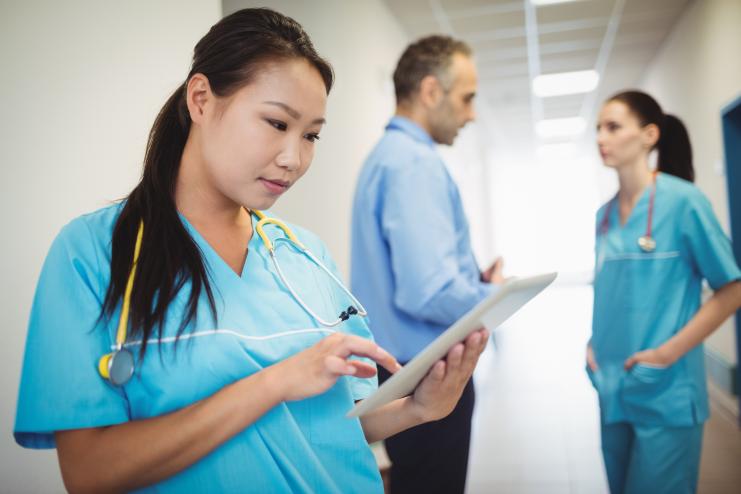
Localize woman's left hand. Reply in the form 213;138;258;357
409;329;489;423
624;346;676;370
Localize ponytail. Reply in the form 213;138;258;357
103;83;218;358
607;90;695;183
657;114;694;182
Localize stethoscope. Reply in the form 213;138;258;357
599;171;658;253
251;210;367;326
98;220;143;386
98;210;367;386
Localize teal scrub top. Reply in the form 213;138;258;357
14;204;383;493
590;173;741;427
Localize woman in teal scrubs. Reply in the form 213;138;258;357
14;9;488;493
588;90;741;494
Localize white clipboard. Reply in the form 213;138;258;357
347;272;557;417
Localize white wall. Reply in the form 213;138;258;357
641;0;741;366
223;0;410;278
0;1;220;491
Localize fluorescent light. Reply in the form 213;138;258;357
535;117;586;139
531;0;582;6
532;70;599;97
536;142;578;161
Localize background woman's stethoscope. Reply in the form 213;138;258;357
98;210;367;386
599;171;658;253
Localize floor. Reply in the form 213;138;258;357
466;284;607;494
454;285;741;494
697;400;741;494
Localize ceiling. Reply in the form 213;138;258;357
382;0;691;152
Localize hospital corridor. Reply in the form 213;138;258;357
464;284;741;493
2;1;741;493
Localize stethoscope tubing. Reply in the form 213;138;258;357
599;171;658;252
267;245;367;328
100;211;367;386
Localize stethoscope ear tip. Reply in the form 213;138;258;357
339;306;358;321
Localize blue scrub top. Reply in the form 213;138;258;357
350;116;495;363
590;173;741;427
15;204;383;493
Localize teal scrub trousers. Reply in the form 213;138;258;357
601;421;703;494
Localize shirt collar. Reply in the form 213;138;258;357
385;116;435;147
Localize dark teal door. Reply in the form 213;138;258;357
722;94;741;426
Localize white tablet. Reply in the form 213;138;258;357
347;272;557;417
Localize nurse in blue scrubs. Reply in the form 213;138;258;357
588;90;741;494
13;9;489;493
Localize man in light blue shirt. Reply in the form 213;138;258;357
351;35;502;494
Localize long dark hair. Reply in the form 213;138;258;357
608;90;694;182
102;8;334;358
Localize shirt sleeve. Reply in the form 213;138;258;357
681;189;741;290
380;155;494;327
14;218;130;449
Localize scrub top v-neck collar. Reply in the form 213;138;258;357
178;211;260;281
607;173;657;231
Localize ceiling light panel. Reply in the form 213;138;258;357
535;116;587;139
532;69;599;97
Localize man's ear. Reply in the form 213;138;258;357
186;73;212;125
418;74;443;109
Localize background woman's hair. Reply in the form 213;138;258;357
608;90;694;182
102;8;334;358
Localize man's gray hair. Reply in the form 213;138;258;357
393;35;472;103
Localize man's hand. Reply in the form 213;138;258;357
481;257;505;284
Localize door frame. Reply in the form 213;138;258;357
721;94;741;425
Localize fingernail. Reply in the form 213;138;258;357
346;366;357;375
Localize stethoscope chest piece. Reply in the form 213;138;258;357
637;235;656;253
601;172;660;255
100;349;135;386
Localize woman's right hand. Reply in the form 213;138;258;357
586;343;599;372
55;333;399;493
268;332;401;402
